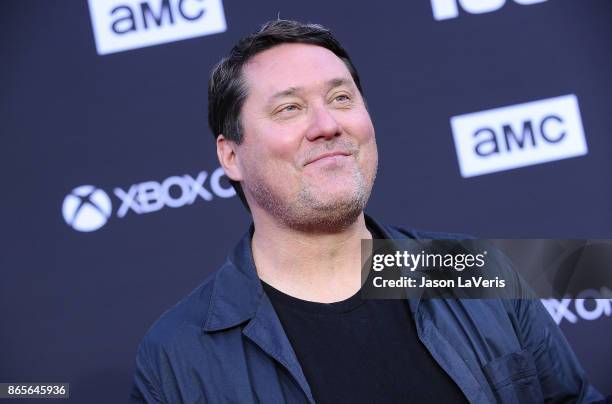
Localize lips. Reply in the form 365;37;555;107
305;151;352;166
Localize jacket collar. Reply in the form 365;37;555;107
203;224;262;331
203;214;421;332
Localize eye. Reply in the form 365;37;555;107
335;94;350;102
332;93;352;104
282;104;299;112
275;103;301;116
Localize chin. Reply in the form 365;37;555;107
247;166;376;232
286;189;370;233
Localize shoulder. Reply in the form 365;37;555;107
131;262;243;403
366;212;473;240
384;221;475;241
394;226;474;241
136;266;221;360
379;219;519;307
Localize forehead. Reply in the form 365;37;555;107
242;43;354;98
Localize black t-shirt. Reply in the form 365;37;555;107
261;230;467;404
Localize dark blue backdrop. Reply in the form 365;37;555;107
1;0;611;402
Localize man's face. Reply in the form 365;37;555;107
235;43;378;231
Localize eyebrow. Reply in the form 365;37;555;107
268;78;353;102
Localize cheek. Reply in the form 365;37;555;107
349;113;377;166
240;107;301;159
271;134;301;161
249;126;303;165
239;134;302;184
362;117;376;141
344;109;375;143
362;139;378;174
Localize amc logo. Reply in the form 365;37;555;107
431;0;547;20
88;0;227;55
451;95;588;178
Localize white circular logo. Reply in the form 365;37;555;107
62;185;112;232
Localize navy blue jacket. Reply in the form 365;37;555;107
130;216;602;403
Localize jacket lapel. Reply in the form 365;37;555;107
242;295;315;403
377;221;488;403
203;226;315;403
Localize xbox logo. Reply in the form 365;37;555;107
62;185;112;232
62;167;234;232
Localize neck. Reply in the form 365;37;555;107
251;211;372;303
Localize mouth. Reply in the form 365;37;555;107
305;151;352;166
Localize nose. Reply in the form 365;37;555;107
304;105;342;142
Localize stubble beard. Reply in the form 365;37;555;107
246;159;377;233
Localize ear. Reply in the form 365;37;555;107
216;135;243;182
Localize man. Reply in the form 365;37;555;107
131;20;602;403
